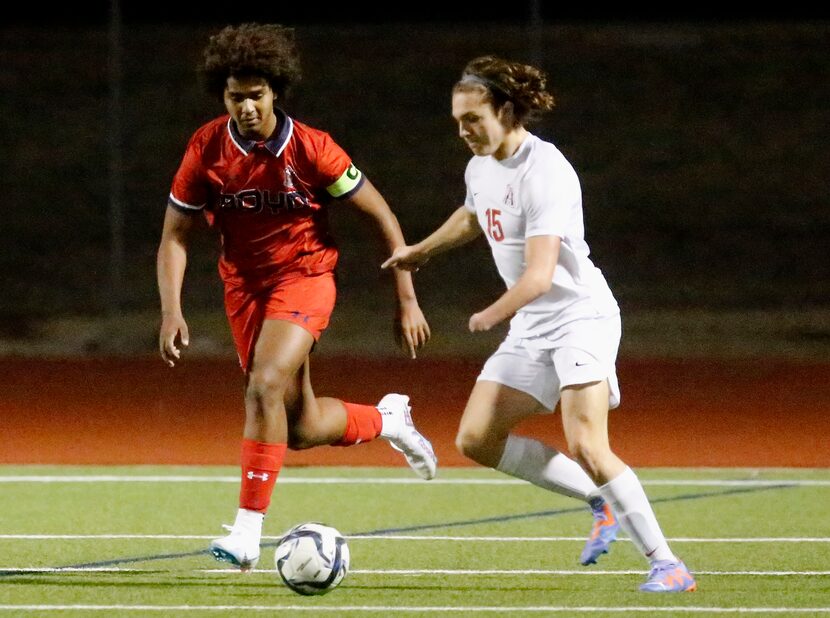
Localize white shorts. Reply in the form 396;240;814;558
477;314;622;412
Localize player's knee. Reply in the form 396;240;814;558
246;366;291;403
455;427;488;463
568;438;605;480
567;436;589;462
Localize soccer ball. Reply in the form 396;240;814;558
274;522;350;595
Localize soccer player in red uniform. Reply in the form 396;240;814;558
156;23;437;571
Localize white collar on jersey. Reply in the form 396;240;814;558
227;107;294;157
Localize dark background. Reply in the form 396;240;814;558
2;6;828;355
9;3;828;26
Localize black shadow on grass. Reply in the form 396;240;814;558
348;483;796;536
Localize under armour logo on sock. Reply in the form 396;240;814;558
246;471;270;481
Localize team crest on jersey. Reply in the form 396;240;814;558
284;165;297;190
503;185;515;208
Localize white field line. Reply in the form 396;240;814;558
0;475;828;486
0;605;828;614
3;567;829;576
1;534;828;543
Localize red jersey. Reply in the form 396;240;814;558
169;109;364;286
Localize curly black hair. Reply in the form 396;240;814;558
199;23;302;101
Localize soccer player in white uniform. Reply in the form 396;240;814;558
383;55;696;592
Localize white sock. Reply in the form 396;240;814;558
496;434;599;502
232;508;264;539
599;466;675;563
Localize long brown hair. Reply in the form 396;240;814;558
454;55;555;127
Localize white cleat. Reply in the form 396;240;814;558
209;524;261;572
378;393;437;480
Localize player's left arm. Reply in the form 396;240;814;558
470;160;569;332
469;234;560;332
344;178;431;358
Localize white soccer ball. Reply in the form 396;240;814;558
274;522;350;596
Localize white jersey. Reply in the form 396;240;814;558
463;133;619;338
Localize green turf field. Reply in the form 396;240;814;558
1;466;828;616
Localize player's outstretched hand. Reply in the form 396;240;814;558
159;311;190;367
381;245;429;272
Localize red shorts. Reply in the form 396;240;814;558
224;272;336;372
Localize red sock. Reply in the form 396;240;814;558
334;401;382;446
239;439;286;513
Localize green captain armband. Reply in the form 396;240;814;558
326;164;363;198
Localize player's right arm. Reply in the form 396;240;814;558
381;206;480;272
157;204;196;367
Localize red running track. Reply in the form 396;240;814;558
1;357;828;467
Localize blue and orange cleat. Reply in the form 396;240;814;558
640;559;697;592
579;499;620;565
